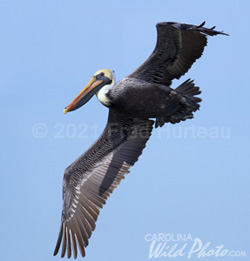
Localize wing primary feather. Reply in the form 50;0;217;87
77;204;94;237
83;184;106;205
83;181;110;200
53;222;63;256
79;212;92;239
78;197;98;229
69;216;86;257
66;226;72;258
73;222;86;258
75;214;89;247
61;223;67;258
198;21;206;28
79;189;102;213
68;222;78;259
75;236;86;258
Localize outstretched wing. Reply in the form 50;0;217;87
128;22;228;86
54;110;154;258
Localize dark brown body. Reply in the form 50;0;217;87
109;77;201;126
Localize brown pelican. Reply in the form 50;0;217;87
54;22;227;258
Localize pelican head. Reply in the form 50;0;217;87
64;69;115;114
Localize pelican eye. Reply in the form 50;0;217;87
96;72;105;80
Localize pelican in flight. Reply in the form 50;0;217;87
54;22;227;258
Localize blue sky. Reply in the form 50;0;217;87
1;0;250;260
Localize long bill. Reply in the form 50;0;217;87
64;76;104;114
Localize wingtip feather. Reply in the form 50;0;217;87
53;222;63;256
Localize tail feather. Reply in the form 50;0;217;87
155;79;202;127
175;79;201;96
